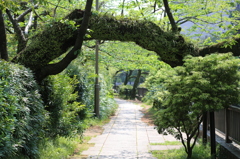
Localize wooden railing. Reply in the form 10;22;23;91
215;106;240;143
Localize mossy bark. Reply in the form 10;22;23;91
12;9;240;81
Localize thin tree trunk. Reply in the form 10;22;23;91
0;9;8;61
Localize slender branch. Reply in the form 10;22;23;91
46;1;69;10
53;1;61;17
176;16;197;24
6;28;14;34
153;0;157;13
177;127;188;154
190;116;202;150
16;4;38;22
162;0;178;32
6;9;27;53
189;17;223;25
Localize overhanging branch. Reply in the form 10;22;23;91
35;0;93;81
12;7;240;81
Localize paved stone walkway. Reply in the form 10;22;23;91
81;99;182;159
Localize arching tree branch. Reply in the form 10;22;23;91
12;8;240;81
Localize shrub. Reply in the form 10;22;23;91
41;74;86;138
0;61;45;158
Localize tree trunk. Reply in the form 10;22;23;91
124;70;133;85
0;9;8;61
186;139;193;159
131;69;142;99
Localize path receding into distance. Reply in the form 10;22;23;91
81;98;182;159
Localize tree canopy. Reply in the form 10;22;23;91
1;0;240;81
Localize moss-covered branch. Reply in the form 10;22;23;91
13;9;240;81
88;14;194;66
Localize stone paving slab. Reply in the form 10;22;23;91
81;99;182;159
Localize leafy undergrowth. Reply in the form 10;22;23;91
151;143;212;159
39;136;80;159
38;117;111;159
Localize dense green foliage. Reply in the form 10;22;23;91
0;59;117;158
41;74;85;138
0;61;45;158
66;58;117;119
145;53;240;158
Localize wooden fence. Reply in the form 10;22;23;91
215;106;240;144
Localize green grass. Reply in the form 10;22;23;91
39;136;81;159
151;143;212;159
150;141;182;145
38;117;112;159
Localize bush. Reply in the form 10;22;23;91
0;61;45;158
41;74;86;138
143;67;173;108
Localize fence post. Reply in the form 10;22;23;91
225;108;231;143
